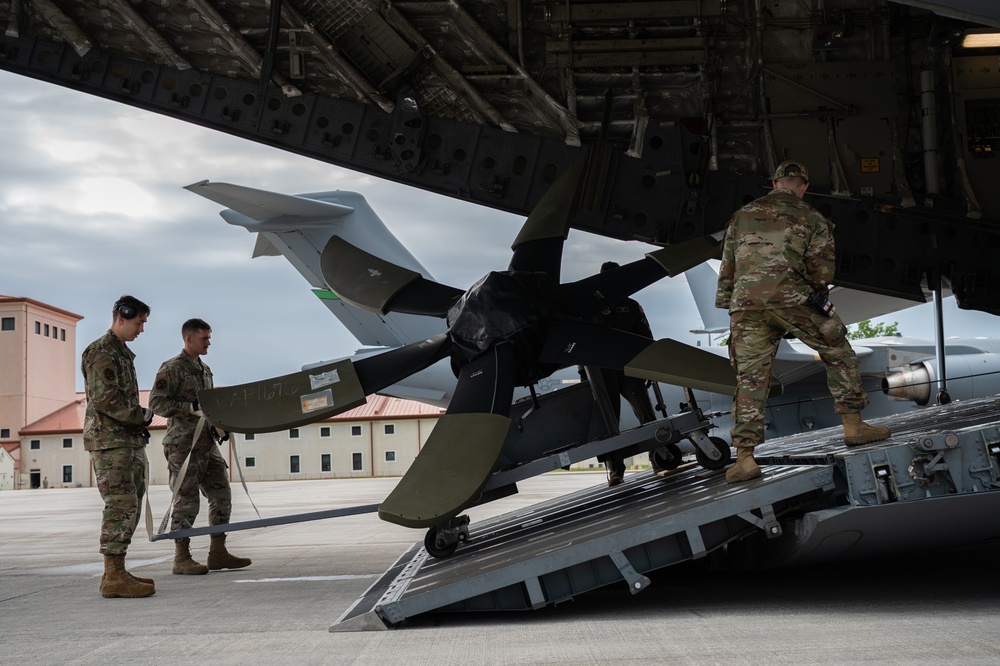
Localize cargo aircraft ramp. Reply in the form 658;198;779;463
332;396;1000;631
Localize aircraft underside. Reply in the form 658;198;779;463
3;1;1000;312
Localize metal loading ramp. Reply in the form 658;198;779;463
332;395;1000;631
332;464;837;631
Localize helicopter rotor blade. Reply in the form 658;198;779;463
321;235;464;317
197;334;452;433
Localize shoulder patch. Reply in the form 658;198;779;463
154;378;168;390
103;368;115;381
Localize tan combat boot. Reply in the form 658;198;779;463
725;446;761;483
100;554;155;598
172;538;209;575
842;413;891;447
207;534;252;571
102;568;155;589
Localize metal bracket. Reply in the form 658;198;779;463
736;504;783;539
609;550;651;595
524;576;547;609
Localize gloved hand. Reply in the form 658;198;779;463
190;400;205;417
142;407;154;426
213;426;230;443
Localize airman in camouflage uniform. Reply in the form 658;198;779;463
595;261;658;486
150;318;251;575
82;295;156;598
716;161;890;483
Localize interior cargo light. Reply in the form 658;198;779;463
961;30;1000;48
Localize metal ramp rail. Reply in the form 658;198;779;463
331;464;836;631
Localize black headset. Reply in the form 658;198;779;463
114;300;138;320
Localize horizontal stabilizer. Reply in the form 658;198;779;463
185;180;354;229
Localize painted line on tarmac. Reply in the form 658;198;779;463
233;574;380;583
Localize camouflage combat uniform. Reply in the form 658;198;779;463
150;352;232;532
716;188;867;448
82;330;150;556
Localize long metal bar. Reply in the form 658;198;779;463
150;504;380;541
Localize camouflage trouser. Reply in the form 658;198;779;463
164;440;232;533
91;446;147;555
729;305;867;448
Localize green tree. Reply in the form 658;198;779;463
847;319;899;340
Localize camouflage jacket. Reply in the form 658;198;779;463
81;330;146;452
715;188;835;312
150;351;215;451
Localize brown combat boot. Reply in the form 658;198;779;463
207;534;252;571
172;538;209;575
100;554;155;598
842;413;891;447
103;568;155;588
725;446;761;483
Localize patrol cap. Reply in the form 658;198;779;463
772;160;809;183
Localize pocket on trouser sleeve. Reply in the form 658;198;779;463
817;314;847;346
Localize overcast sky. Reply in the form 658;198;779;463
2;70;997;393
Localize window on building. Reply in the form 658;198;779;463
0;428;10;439
51;327;57;339
289;428;300;439
320;426;331;438
35;321;40;334
60;328;65;341
30;440;40;450
352;452;363;471
44;324;49;336
384;424;395;435
63;438;73;449
244;433;255;441
290;455;300;474
245;457;256;468
385;451;396;462
351;425;362;437
1;317;14;331
321;453;331;472
63;465;73;484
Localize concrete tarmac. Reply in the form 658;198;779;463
2;472;999;665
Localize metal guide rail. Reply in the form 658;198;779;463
332;395;1000;631
331;464;837;631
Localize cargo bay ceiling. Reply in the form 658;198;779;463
3;1;1000;314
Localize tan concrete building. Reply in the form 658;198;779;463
0;296;83;487
19;391;443;489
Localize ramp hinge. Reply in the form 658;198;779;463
609;550;651;595
736;504;783;539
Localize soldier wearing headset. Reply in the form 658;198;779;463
81;295;156;599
